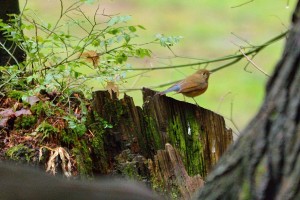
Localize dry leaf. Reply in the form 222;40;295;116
0;108;15;127
0;108;15;118
80;50;100;68
15;108;32;117
26;96;40;106
40;146;72;177
106;81;119;98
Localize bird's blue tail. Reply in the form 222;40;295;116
158;84;180;95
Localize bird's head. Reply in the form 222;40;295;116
197;69;210;81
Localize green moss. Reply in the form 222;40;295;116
31;101;59;117
72;141;93;178
151;173;181;199
14;115;37;130
170;187;181;199
167;111;206;177
239;180;251;200
145;116;163;150
7;90;25;101
31;101;46;116
87;111;109;173
36;121;59;141
6;144;35;162
168;114;186;151
61;130;77;145
185;112;206;176
121;162;141;180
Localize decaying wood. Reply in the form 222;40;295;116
196;1;300;199
149;143;204;199
142;88;233;177
90;87;233;198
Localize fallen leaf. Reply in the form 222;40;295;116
26;96;40;106
80;50;100;68
0;118;9;127
0;108;15;117
105;81;119;98
15;108;32;117
0;108;15;128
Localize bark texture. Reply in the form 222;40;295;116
197;2;300;200
149;143;204;199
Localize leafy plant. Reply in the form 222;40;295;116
0;0;183;177
0;1;182;101
34;121;59;141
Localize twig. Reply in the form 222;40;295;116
120;31;287;71
239;48;270;77
231;0;254;8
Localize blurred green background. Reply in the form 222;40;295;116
19;0;296;134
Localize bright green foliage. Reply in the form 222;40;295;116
0;1;182;101
30;101;53;117
63;115;86;137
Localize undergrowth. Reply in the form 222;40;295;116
0;0;182;177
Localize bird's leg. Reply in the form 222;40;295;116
192;97;200;107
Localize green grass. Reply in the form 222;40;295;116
19;0;297;132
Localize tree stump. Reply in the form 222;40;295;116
149;143;204;199
89;87;233;198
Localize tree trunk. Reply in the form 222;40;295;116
197;2;300;200
0;0;25;66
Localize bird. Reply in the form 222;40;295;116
158;69;210;104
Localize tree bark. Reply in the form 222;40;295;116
197;2;300;200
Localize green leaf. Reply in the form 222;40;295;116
128;26;136;32
135;48;151;58
123;33;131;43
108;28;120;35
107;15;132;26
155;34;183;47
137;25;146;30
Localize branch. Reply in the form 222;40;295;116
122;31;288;72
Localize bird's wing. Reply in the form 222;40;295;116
159;84;181;95
178;81;207;93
